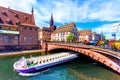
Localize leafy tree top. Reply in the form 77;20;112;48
67;33;74;42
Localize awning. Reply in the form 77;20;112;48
0;30;19;34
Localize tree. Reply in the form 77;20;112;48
102;36;106;40
67;33;74;42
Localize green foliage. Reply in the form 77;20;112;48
67;33;74;42
102;36;106;40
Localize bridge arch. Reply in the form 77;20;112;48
44;43;120;74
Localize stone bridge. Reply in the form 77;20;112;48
42;43;120;74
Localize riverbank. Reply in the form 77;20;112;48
0;50;45;57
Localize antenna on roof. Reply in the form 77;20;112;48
31;7;34;14
8;6;10;11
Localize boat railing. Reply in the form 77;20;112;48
27;53;76;67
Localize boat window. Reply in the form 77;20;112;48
43;60;45;63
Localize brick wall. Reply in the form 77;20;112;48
19;25;38;46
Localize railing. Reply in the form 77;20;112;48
48;42;120;59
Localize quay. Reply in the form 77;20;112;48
0;50;44;57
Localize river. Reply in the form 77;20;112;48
0;51;120;80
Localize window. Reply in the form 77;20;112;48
3;36;8;41
34;37;37;41
24;27;27;30
14;14;19;18
30;27;32;30
6;19;13;25
14;36;18;40
29;36;32;41
23;37;27;41
9;27;11;30
2;11;7;16
35;28;37;31
16;21;20;25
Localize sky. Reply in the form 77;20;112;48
0;0;120;39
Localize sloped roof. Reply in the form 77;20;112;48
52;23;76;34
0;6;36;27
78;29;91;33
39;27;53;32
90;32;101;36
78;29;91;35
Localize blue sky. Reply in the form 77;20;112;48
0;0;120;39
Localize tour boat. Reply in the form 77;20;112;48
13;52;78;73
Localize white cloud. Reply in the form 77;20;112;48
0;0;120;28
92;22;120;39
88;1;120;21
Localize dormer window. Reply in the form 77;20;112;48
16;21;20;25
6;19;13;25
2;11;7;16
0;18;3;23
14;14;19;18
2;11;5;14
25;16;28;20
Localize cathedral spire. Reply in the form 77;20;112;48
50;13;56;31
50;13;54;26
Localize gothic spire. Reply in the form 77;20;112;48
50;13;54;26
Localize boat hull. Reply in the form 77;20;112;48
14;55;78;73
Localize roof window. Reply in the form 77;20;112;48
25;16;28;20
16;21;20;25
14;14;19;18
6;19;13;25
2;11;7;16
0;18;3;23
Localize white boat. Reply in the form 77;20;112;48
13;52;78;73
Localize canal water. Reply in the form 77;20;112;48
0;51;120;80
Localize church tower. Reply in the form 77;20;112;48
50;13;56;31
50;13;53;26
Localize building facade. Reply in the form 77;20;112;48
78;29;92;42
38;14;56;42
90;32;101;41
0;6;39;50
78;29;101;42
38;27;53;42
51;23;78;42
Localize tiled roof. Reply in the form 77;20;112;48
39;27;53;32
0;6;36;27
78;29;91;35
78;29;91;33
52;23;76;34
